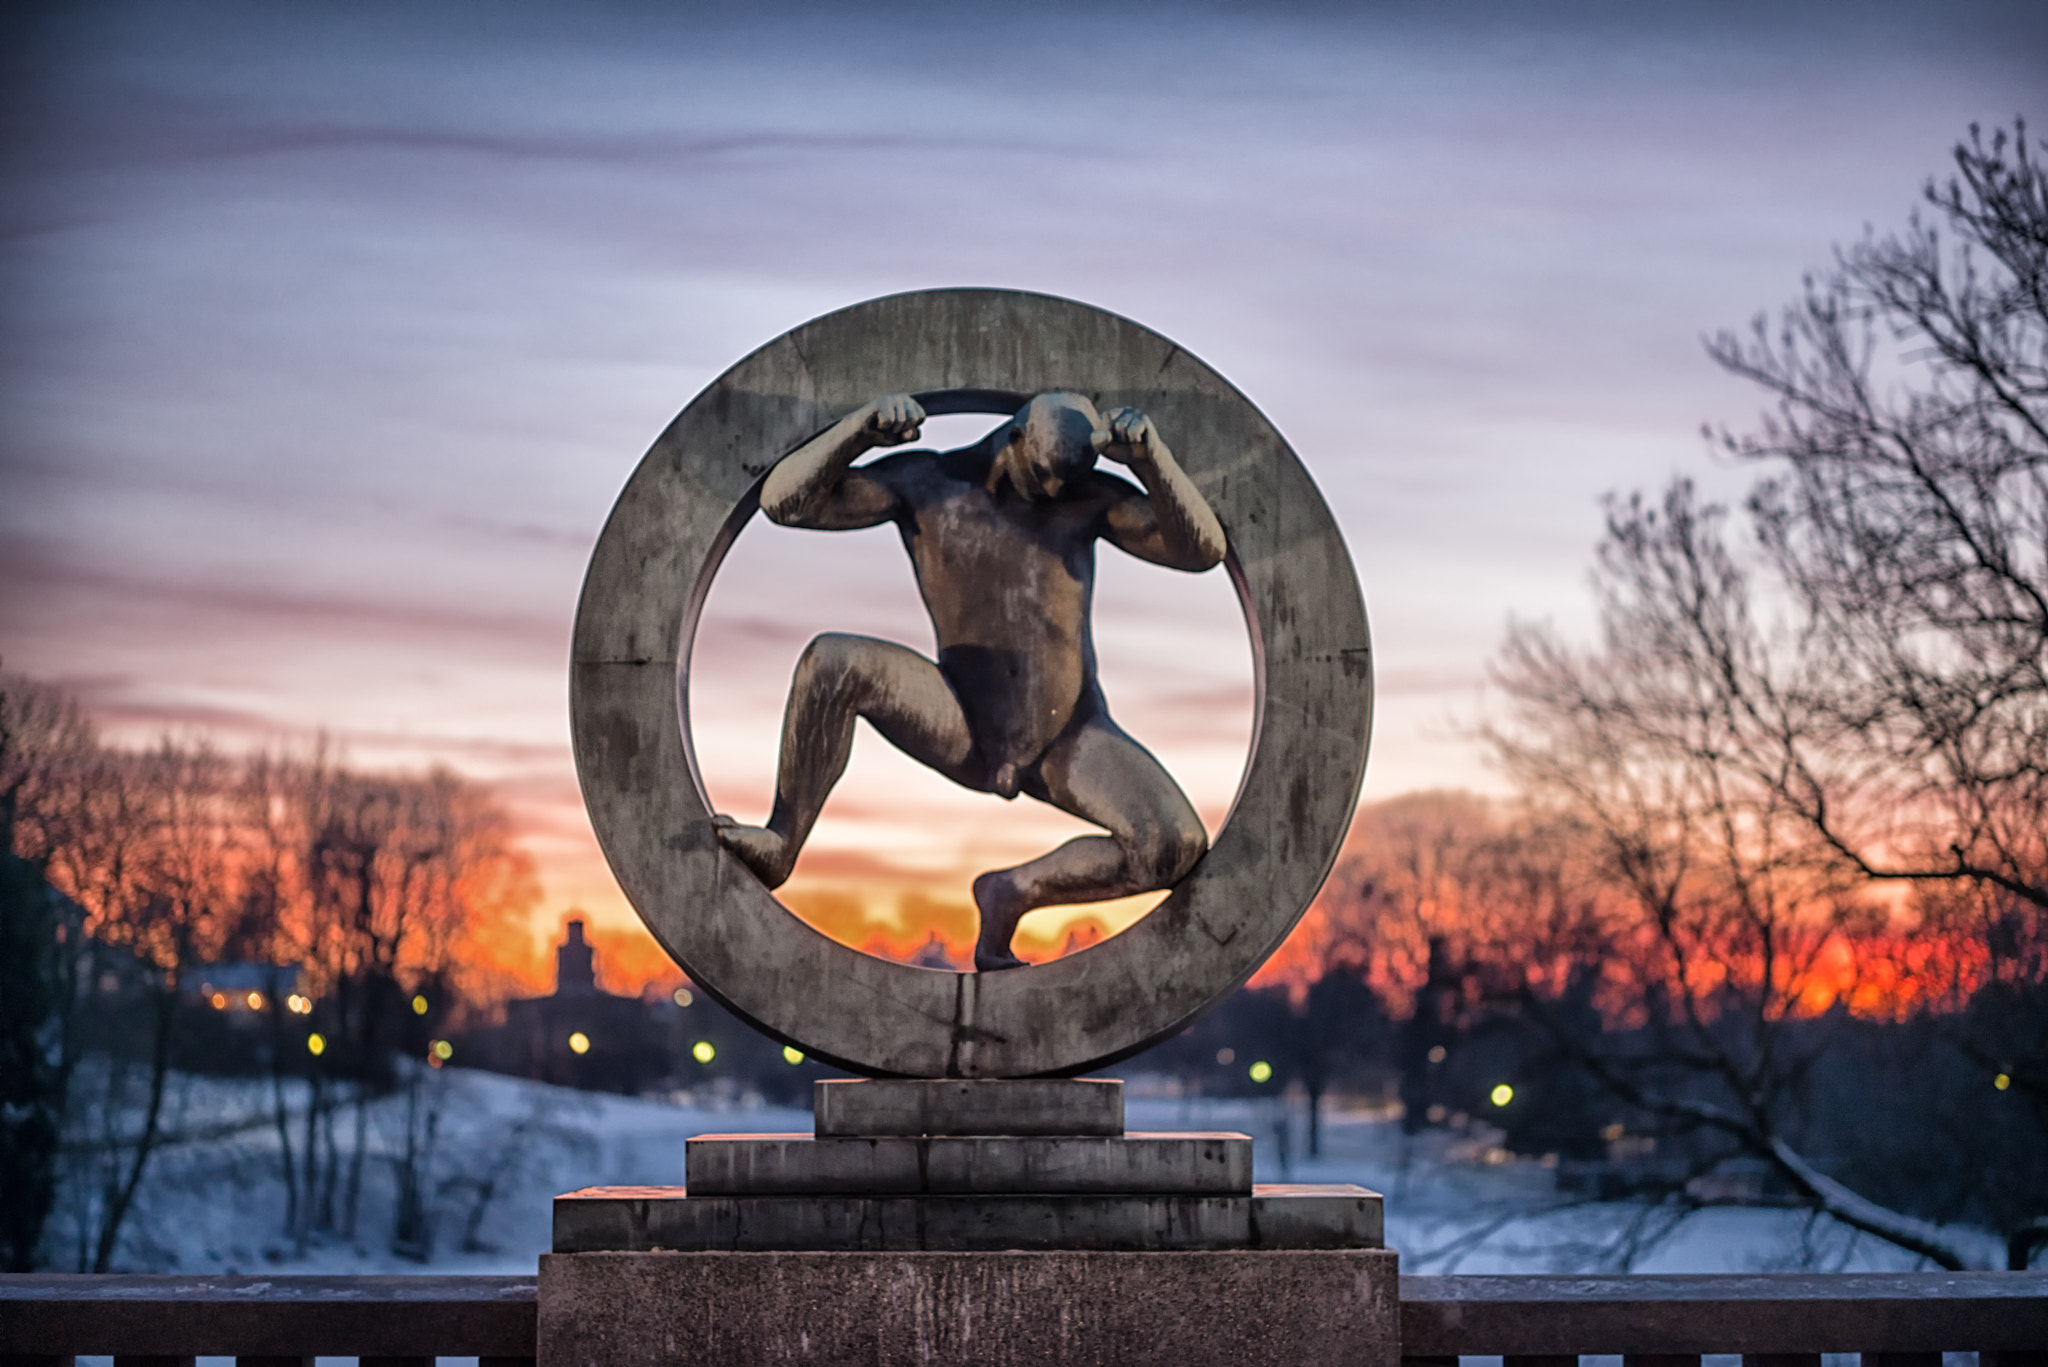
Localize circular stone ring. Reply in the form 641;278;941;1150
571;289;1372;1077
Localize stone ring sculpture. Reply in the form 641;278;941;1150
571;289;1371;1078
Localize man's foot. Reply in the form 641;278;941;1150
713;816;795;888
972;870;1028;971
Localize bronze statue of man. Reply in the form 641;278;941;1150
714;391;1228;971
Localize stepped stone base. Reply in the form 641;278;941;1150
554;1182;1383;1253
543;1075;1395;1361
538;1248;1399;1367
684;1130;1253;1195
812;1077;1124;1136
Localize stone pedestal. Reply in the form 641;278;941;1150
539;1248;1399;1366
540;1078;1397;1365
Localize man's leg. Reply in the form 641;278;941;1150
972;719;1208;971
717;632;978;887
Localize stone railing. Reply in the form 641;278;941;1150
2;1269;2045;1363
1400;1272;2048;1365
0;1274;537;1365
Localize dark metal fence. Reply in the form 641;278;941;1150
2;1270;2044;1364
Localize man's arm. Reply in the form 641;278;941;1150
1098;408;1227;571
760;393;926;529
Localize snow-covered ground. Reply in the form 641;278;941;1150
54;1069;2004;1367
61;1066;1994;1280
1131;1093;1997;1274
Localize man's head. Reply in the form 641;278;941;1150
997;392;1106;501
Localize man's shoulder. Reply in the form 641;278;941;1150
864;446;991;493
1076;468;1147;503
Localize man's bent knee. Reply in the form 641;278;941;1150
793;633;874;697
1131;818;1208;889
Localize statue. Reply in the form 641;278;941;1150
713;390;1229;971
574;288;1372;1077
560;293;1386;1359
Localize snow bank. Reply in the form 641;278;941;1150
60;1068;1993;1278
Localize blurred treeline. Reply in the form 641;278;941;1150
0;680;539;1270
1171;787;2046;1271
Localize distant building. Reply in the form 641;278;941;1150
905;932;957;969
494;919;671;1094
454;917;844;1103
553;918;597;996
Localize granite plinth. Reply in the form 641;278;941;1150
553;1183;1382;1253
538;1248;1400;1367
685;1131;1251;1195
813;1077;1123;1136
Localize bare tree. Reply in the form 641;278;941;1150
237;748;314;1240
1488;121;2048;1269
70;741;248;1271
241;749;538;1243
1312;791;1502;1011
3;671;544;1265
10;729;255;1271
1705;120;2048;918
0;674;97;1269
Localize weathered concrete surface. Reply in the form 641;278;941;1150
538;1248;1399;1367
569;288;1374;1078
813;1077;1123;1136
685;1131;1252;1195
553;1183;1382;1253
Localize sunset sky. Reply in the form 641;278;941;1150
4;0;2043;978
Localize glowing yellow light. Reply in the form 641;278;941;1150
783;1046;805;1065
210;992;227;1010
287;994;310;1014
1248;1060;1273;1083
432;1039;453;1061
692;1040;716;1064
1427;1045;1447;1064
1995;1073;2012;1091
568;1032;590;1055
673;988;694;1008
1490;1084;1514;1108
1215;1047;1235;1065
411;995;429;1015
307;1033;326;1056
246;991;264;1010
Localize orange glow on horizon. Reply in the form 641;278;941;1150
484;801;1994;1026
490;885;1163;1000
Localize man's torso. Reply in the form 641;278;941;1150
878;449;1115;770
